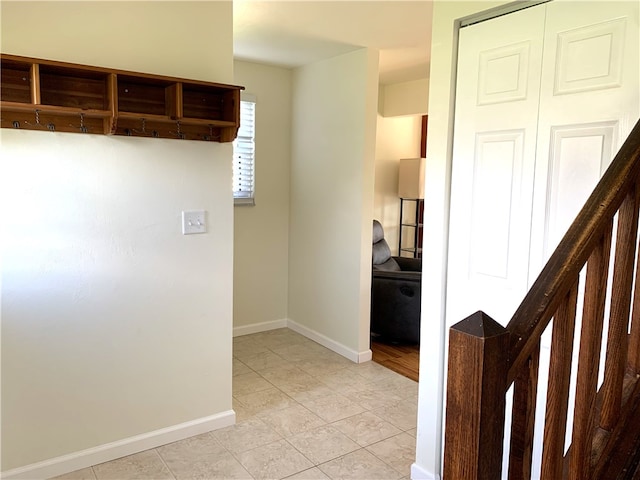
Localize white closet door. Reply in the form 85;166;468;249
447;5;545;326
528;0;640;280
448;0;639;327
448;1;639;477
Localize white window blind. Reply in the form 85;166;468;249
233;94;256;205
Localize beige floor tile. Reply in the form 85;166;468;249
331;412;402;447
84;328;419;480
346;387;405;411
344;361;402;382
371;376;418;399
295;357;352;377
50;467;96;480
233;371;274;396
259;404;326;437
92;450;174;480
313;369;372;394
318;449;402;480
237;439;313;479
300;393;365;423
406;428;417;437
157;433;252;479
371;399;418;431
235;387;299;414
233;398;259;422
366;432;416;476
257;329;312;350
283;467;330;479
259;364;315;387
271;343;331;362
233;358;253;377
213;417;282;455
238;350;291;372
287;425;360;465
233;339;271;359
277;377;335;403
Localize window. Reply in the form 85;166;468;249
233;94;256;205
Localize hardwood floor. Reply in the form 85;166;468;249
371;338;420;382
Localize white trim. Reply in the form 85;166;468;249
411;462;440;480
357;348;373;363
1;410;235;480
233;318;287;337
232;319;372;363
286;319;371;364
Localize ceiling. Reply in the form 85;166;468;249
233;1;433;85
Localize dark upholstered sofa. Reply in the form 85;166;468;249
371;220;421;344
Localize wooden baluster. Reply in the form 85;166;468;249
628;189;640;374
508;341;540;480
601;185;640;430
443;311;510;480
540;282;579;480
568;224;613;480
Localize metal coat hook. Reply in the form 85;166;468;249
69;113;88;133
131;117;159;138
202;124;220;142
170;120;185;139
25;109;55;131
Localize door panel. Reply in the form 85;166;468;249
545;122;618;254
448;5;545;325
529;1;640;280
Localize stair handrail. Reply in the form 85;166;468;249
443;117;640;480
507;118;640;383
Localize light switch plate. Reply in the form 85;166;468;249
182;210;206;235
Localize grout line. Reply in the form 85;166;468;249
151;448;177;480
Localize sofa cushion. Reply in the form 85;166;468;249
373;220;385;243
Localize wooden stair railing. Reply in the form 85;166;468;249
443;118;640;480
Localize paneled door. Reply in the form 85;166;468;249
447;0;639;327
447;1;639;477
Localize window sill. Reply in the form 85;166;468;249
234;197;255;206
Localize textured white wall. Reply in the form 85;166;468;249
382;78;430;117
288;48;379;357
374;114;422;256
233;60;292;331
1;1;234;472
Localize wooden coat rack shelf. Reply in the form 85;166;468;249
0;54;244;142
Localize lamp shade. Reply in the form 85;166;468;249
398;158;426;199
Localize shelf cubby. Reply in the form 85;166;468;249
0;57;33;104
0;54;243;142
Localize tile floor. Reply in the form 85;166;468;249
54;328;418;480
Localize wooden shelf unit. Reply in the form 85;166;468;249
0;54;243;142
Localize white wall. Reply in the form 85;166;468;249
288;48;379;360
1;2;234;475
413;2;512;479
381;78;430;117
374;115;422;255
233;60;292;334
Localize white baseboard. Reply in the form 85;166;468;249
286;319;372;364
1;410;236;480
233;318;287;337
411;462;440;480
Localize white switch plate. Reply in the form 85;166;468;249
182;210;206;235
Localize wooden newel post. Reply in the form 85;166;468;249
443;311;510;480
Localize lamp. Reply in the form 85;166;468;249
398;158;426;199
